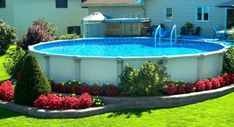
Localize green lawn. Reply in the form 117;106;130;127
0;56;10;82
0;56;234;127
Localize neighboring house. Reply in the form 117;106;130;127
82;0;234;36
0;0;88;38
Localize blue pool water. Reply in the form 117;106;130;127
33;38;225;57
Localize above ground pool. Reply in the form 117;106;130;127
29;38;228;84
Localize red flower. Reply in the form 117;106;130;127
78;93;93;109
216;76;225;87
195;80;206;91
203;79;212;90
164;83;177;95
79;84;91;94
71;85;81;94
184;83;196;93
211;78;221;89
104;84;117;96
0;80;14;102
90;86;102;96
34;93;93;110
231;74;234;84
62;96;80;110
222;74;231;86
176;85;185;94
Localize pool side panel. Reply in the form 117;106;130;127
80;59;118;85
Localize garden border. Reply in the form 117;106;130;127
0;84;234;118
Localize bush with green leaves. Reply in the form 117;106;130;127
120;61;170;96
14;53;52;106
92;97;104;107
0;20;17;55
18;19;55;50
223;47;234;73
3;46;26;80
119;64;133;94
57;34;80;40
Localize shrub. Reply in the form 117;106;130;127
61;96;80;110
79;84;91;94
211;78;221;89
90;85;103;96
176;85;185;94
57;34;80;40
78;93;93;109
0;20;17;55
119;64;134;94
92;97;104;107
222;74;231;86
184;83;196;93
34;94;62;110
3;46;26;80
223;47;234;73
60;82;72;94
18;19;54;50
120;61;170;96
203;79;212;90
14;54;52;106
195;80;206;91
0;80;14;102
103;84;117;97
163;83;177;95
217;76;225;87
34;93;93;110
33;18;57;36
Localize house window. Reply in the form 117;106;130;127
81;0;86;3
196;7;209;22
0;0;6;8
56;0;68;8
165;8;173;21
67;26;81;35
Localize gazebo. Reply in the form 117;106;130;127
82;12;106;38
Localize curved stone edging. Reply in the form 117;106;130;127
0;84;234;118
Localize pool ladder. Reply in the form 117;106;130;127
154;25;162;46
170;25;177;45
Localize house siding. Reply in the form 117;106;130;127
1;0;88;38
145;0;230;36
87;0;230;36
0;0;14;25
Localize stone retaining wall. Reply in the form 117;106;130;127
0;84;233;118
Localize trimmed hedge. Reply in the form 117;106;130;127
14;54;51;106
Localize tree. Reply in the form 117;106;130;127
14;53;51;106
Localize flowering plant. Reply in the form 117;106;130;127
163;83;177;95
0;80;14;102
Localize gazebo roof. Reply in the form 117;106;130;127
83;12;106;22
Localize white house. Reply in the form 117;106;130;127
81;0;234;36
0;0;88;38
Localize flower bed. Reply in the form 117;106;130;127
163;73;234;95
50;80;118;97
34;93;93;110
0;80;104;110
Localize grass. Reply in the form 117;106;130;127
0;56;10;82
0;55;234;127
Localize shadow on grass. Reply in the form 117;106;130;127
107;109;152;118
0;108;21;119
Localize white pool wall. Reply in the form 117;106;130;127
32;50;226;85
